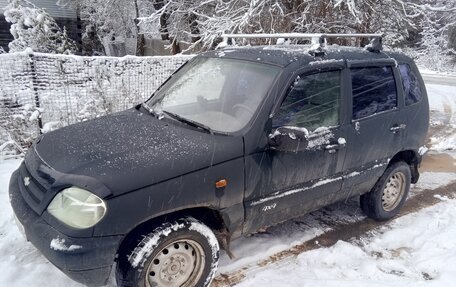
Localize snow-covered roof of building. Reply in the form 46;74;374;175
0;0;77;19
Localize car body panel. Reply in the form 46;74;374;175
34;107;244;197
93;157;245;236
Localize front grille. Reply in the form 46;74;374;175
18;163;53;215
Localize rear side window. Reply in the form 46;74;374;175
351;66;397;120
399;64;423;105
273;70;340;131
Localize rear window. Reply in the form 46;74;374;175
351;66;397;120
399;64;423;105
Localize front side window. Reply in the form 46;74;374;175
399;64;423;105
351;66;397;120
146;58;280;133
273;70;341;131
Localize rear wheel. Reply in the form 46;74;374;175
116;217;219;287
360;161;411;221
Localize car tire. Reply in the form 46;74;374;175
116;217;219;287
360;161;411;221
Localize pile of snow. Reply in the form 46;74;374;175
431;134;456;152
412;172;456;192
49;238;81;252
426;83;456;152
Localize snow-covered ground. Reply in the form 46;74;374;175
427;84;456;152
419;67;456;76
0;159;82;287
0;83;455;287
238;198;456;287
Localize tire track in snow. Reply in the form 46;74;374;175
212;181;456;287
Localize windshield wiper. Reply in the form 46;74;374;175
162;110;214;134
140;103;161;118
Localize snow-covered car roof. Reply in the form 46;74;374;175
201;45;413;67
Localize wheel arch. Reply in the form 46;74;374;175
115;207;229;262
389;150;421;183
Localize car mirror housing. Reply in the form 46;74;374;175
268;127;309;152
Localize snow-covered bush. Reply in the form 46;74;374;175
4;0;77;54
0;89;40;150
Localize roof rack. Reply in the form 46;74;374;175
219;33;383;54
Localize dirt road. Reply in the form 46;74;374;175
422;73;456;86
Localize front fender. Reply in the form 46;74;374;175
93;157;245;237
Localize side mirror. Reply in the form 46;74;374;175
268;126;308;152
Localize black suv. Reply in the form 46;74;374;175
9;34;429;287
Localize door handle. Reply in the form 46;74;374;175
390;124;406;133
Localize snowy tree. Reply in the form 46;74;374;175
58;0;148;56
4;0;77;54
138;0;456;57
139;1;397;51
416;1;456;51
410;0;456;70
54;0;456;66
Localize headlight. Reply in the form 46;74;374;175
47;187;107;229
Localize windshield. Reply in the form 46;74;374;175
146;57;281;133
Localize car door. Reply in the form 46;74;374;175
397;62;429;152
341;61;405;197
243;67;348;233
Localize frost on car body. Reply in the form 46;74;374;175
9;39;429;287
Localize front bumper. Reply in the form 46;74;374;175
9;169;123;287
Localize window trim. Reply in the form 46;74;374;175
347;59;396;68
350;106;399;123
272;68;344;130
271;65;345;119
349;65;399;121
398;63;423;107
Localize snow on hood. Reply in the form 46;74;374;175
32;108;243;196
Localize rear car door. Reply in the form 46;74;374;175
397;62;429;152
243;67;348;233
341;61;405;196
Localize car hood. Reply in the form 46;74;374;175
33;108;244;196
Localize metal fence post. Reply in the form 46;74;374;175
29;53;43;133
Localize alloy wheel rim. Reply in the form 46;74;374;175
382;171;406;212
146;239;205;287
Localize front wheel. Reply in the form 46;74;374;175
360;161;411;221
116;217;219;287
